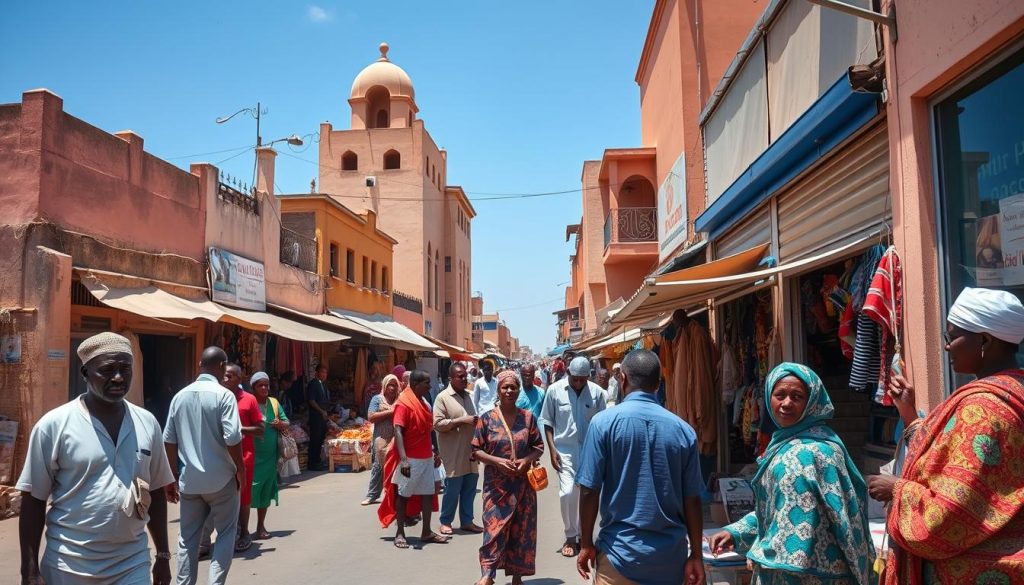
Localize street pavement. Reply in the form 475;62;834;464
0;462;583;585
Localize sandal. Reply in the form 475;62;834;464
234;535;252;552
420;532;450;544
560;541;579;557
394;535;409;549
255;530;272;540
439;525;454;535
360;498;378;506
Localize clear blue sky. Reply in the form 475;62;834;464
1;0;654;353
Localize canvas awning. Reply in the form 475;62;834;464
78;274;268;330
216;305;348;343
329;309;439;352
425;337;476;361
610;233;876;327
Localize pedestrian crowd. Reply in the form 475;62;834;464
15;287;1024;584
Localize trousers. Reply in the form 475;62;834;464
364;436;389;500
596;552;635;585
308;414;327;469
439;472;479;526
557;451;580;540
177;477;240;585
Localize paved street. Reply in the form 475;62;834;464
0;464;581;585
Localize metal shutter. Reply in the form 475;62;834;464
777;122;890;262
716;203;772;259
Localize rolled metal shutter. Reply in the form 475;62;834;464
777;122;890;262
716;203;772;259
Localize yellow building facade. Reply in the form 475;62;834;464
279;194;397;317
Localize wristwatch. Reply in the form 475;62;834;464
155;552;173;561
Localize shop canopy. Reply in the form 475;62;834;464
424;336;476;361
79;272;349;342
547;343;571;357
609;233;876;327
328;309;439;352
215;305;348;343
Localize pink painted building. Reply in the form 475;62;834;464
318;43;475;347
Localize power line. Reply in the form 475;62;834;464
165;145;253;160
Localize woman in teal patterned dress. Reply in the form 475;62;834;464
709;363;874;585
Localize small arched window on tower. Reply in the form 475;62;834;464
342;151;358;171
383;149;401;170
376;109;390;129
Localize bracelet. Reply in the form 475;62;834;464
155;551;173;561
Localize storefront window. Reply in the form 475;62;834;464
936;48;1024;379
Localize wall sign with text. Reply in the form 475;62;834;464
209;247;266;311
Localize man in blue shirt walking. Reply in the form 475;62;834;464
576;349;705;585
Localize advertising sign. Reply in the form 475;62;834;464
974;193;1024;286
658;153;688;262
209;247;266;311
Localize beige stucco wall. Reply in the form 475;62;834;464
883;0;1024;410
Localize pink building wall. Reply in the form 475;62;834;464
884;0;1024;409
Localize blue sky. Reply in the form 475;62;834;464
1;0;654;353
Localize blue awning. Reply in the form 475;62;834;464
695;76;880;238
548;343;571;357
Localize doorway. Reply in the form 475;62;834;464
140;334;193;428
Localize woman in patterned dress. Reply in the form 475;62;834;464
868;287;1024;584
471;369;544;585
709;363;873;584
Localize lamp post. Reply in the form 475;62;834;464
216;103;303;191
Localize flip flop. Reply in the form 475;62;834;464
459;523;484;534
420;532;450;544
560;541;578;557
255;530;272;540
394;536;409;549
439;525;454;535
234;535;252;552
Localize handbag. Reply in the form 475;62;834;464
495;411;547;491
271;398;298;462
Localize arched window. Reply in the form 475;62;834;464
384;150;401;170
341;151;358;171
366;86;390;129
375;109;389;129
434;251;440;311
427;244;433;308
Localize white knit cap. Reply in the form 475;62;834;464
612;362;622;370
568;356;591;376
77;332;133;365
948;287;1024;344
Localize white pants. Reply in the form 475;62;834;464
557;451;580;540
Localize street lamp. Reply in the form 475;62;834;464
216;102;265;146
265;134;304;148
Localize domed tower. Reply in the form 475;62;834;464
349;43;418;130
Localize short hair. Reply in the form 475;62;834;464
409;369;431;386
621;349;661;391
449;362;467;376
225;362;241;374
200;346;227;367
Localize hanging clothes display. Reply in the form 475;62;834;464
863;246;903;405
665;315;717;456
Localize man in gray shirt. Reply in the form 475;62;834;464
164;347;244;585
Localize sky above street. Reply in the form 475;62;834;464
1;0;654;353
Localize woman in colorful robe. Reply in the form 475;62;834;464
472;369;544;585
250;372;290;540
868;287;1024;584
709;363;873;584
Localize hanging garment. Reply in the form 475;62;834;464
718;343;741;404
668;320;717;456
849;313;882;393
864;246;903;406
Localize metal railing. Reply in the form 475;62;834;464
604;207;657;249
279;228;317;272
217;178;259;215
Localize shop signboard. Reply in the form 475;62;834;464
658;153;688;262
975;193;1024;286
0;420;18;483
208;247;266;311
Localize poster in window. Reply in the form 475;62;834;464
975;213;1003;286
998;193;1024;286
0;420;18;483
1;335;21;364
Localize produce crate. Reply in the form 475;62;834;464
329;451;369;473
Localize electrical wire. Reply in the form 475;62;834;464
165;145;253;160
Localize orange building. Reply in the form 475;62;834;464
317;43;474;345
278;194;397;318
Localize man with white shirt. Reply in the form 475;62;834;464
472;358;498;415
164;346;245;585
18;332;176;585
540;356;607;558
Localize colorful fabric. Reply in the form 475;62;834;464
863;246;902;405
515;385;545;420
472;409;544;577
885;371;1024;585
947;287;1024;344
251;397;287;508
377;389;439;528
724;363;873;585
496;369;519;386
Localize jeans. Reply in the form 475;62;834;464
364;437;389;500
177;477;240;585
439;472;479;527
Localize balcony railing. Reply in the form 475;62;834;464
604;207;657;249
280;227;317;273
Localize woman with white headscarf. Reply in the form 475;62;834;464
250;371;289;540
867;287;1024;584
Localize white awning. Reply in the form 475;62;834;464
610;233;874;327
216;305;348;343
328;309;439;352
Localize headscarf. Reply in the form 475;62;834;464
495;369;519;387
947;286;1024;344
250;371;270;386
752;362;871;583
380;374;400;407
392;364;406;378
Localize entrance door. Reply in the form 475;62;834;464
139;334;193;428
